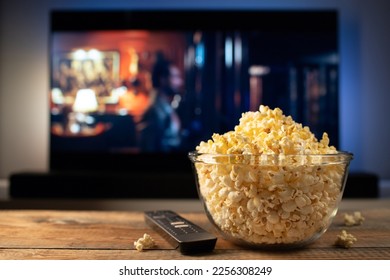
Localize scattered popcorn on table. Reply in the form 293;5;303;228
194;105;347;245
344;211;365;226
134;233;155;252
335;230;357;248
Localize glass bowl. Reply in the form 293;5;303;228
188;151;353;249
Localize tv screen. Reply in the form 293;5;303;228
48;10;339;198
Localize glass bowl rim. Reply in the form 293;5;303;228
188;150;353;164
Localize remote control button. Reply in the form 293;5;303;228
174;224;189;228
170;221;185;225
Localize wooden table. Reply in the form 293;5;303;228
0;199;389;260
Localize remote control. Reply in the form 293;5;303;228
144;210;217;255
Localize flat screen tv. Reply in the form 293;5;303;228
45;9;339;198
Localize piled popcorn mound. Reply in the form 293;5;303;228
193;105;350;246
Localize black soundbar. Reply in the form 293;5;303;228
9;171;197;199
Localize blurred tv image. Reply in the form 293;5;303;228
49;10;338;171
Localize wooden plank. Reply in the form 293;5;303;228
0;247;388;260
0;206;389;260
4;209;387;249
0;210;173;250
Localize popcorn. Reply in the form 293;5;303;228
193;105;349;246
134;233;155;252
335;230;357;248
197;105;336;155
344;211;365;226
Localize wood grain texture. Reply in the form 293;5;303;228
0;200;389;260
